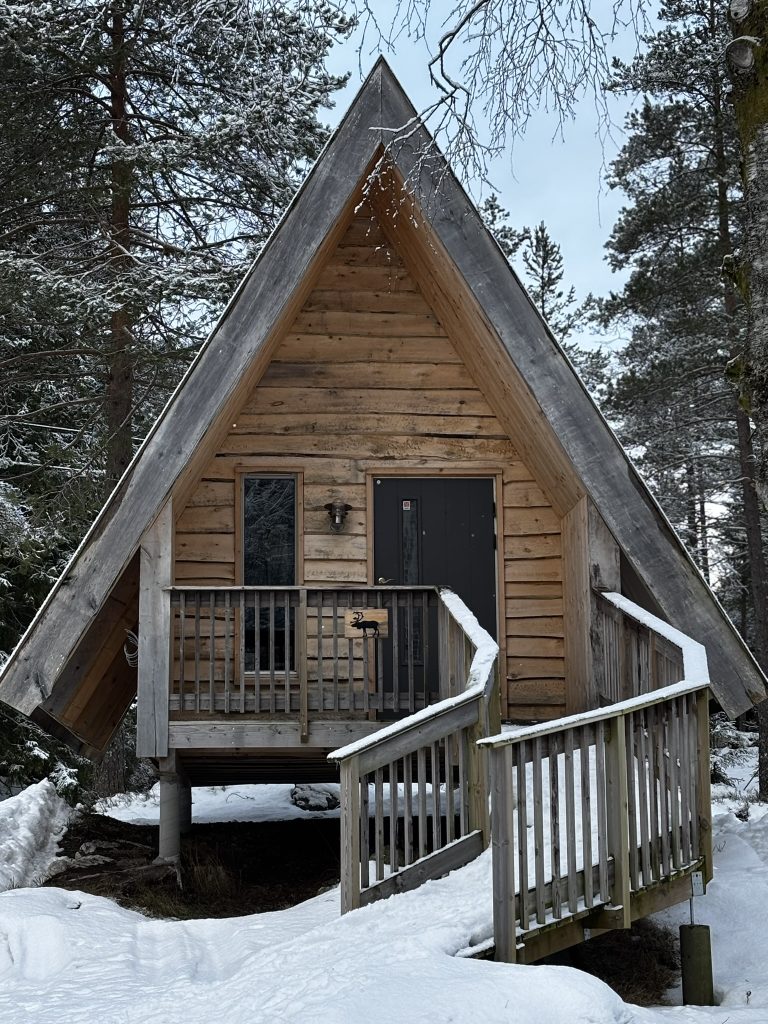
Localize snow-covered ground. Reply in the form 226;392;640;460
2;742;768;1023
0;779;71;890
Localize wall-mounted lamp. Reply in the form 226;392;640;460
324;500;352;533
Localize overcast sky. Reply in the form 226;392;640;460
323;3;647;343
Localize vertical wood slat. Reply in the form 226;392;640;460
339;755;361;914
637;711;651;887
625;712;639;890
669;698;682;871
269;591;276;711
253;590;261;712
360;774;370;890
422;591;430;708
695;690;713;882
376;592;385;711
389;760;399;872
516;741;529;930
565;729;577;914
579;730;593;909
208;592;215;714
332;592;339;712
549;739;561;920
458;730;469;837
657;703;671;878
533;737;546;925
317;593;324;714
178;592;185;711
646;704;661;883
238;591;245;713
375;767;385;882
492;745;517;963
684;696;696;864
407;591;415;711
595;720;609;903
194;593;201;713
283;591;291;713
444;739;455;844
223;590;231;714
403;753;413;865
431;741;441;853
298;590;308;744
605;714;631;928
392;593;401;711
417;746;428;860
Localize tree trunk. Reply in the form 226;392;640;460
728;0;768;510
105;4;134;495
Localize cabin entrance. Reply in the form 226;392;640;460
373;477;497;699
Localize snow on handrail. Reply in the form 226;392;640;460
478;678;709;748
599;592;710;684
328;587;498;763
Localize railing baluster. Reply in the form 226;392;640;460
626;713;639;890
403;754;413;865
669;699;682;870
194;593;201;713
376;591;385;712
565;729;577;914
407;591;415;710
254;590;261;712
637;710;651;886
390;761;399;872
549;738;561;919
361;774;370;890
422;591;429;707
516;740;529;929
178;592;185;713
444;738;455;844
375;767;385;881
332;591;339;712
239;591;245;713
431;741;441;853
679;696;692;865
317;595;324;713
458;729;469;837
417;746;428;860
532;737;546;925
392;593;401;711
269;591;276;710
223;590;231;714
646;703;660;882
595;720;609;903
283;591;290;713
657;702;671;877
579;729;593;909
208;591;215;714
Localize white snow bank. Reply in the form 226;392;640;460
97;782;343;825
0;780;72;891
0;849;632;1024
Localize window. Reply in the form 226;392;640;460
242;475;297;672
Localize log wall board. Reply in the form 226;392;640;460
174;206;566;720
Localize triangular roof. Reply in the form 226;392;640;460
1;59;765;749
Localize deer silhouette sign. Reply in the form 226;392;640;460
350;610;380;639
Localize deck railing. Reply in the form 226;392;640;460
168;586;442;737
481;675;712;962
594;591;686;703
329;588;499;913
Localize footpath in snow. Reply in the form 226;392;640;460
2;774;768;1022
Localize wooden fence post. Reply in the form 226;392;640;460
491;746;517;963
340;754;362;914
695;691;713;884
604;714;631;927
137;501;172;759
298;590;309;743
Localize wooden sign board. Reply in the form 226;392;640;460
343;609;389;640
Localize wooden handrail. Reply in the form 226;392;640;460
330;587;499;914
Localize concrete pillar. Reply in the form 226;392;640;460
179;782;192;834
157;770;181;861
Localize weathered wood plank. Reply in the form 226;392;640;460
136;502;173;759
242;386;493;416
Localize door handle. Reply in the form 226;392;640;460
377;577;395;585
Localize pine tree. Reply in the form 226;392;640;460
603;0;768;792
0;0;352;645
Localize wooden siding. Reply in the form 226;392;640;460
174;205;565;720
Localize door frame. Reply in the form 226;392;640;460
365;466;506;674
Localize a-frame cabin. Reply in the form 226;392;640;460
2;60;766;963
